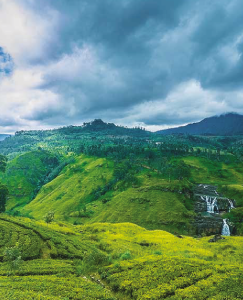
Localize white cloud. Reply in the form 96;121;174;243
122;80;243;130
0;0;243;133
0;0;59;66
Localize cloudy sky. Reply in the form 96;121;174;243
0;0;243;133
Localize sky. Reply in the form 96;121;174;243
0;0;243;133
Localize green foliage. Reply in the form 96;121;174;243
0;215;103;261
0;155;8;213
102;256;243;299
0;218;243;299
0;183;8;213
3;243;23;275
0;154;7;172
0;275;116;299
44;211;55;223
0;150;60;212
21;155;114;220
120;250;132;260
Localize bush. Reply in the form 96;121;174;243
3;243;23;275
120;250;132;260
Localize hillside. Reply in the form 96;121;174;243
20;155;194;234
0;119;150;158
157;113;243;136
0;125;243;298
3;147;243;235
0;150;60;211
0;134;10;141
0;215;243;299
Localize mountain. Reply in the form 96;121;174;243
0;119;150;159
157;113;243;135
15;119;149;137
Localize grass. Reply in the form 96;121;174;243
21;155;114;220
18;155;195;234
86;187;193;233
181;156;243;185
3;152;243;236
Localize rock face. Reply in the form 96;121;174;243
192;184;236;236
194;216;224;235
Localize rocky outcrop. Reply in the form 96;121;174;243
208;234;225;243
194;184;235;214
193;215;223;236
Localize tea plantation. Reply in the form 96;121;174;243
0;216;243;299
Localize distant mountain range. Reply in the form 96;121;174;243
156;113;243;136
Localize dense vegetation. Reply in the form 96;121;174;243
0;119;243;298
0;216;242;299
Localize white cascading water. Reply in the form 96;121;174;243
200;196;219;213
222;219;230;236
228;199;234;211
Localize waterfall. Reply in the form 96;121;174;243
222;219;230;236
228;199;234;211
200;196;219;213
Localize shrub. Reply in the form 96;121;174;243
3;243;23;275
120;250;132;260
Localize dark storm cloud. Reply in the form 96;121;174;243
191;0;243;90
32;0;193;121
1;0;243;131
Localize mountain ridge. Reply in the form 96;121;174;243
156;113;243;136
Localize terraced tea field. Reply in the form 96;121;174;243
0;216;243;299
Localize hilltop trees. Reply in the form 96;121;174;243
0;155;8;213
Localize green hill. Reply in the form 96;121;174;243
21;155;114;220
19;155;195;234
7;152;243;235
0;119;150;158
0;150;60;211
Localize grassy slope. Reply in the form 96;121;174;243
22;155;114;220
87;179;193;233
0;216;243;299
0;150;59;211
5;153;243;236
181;156;243;185
21;155;194;234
